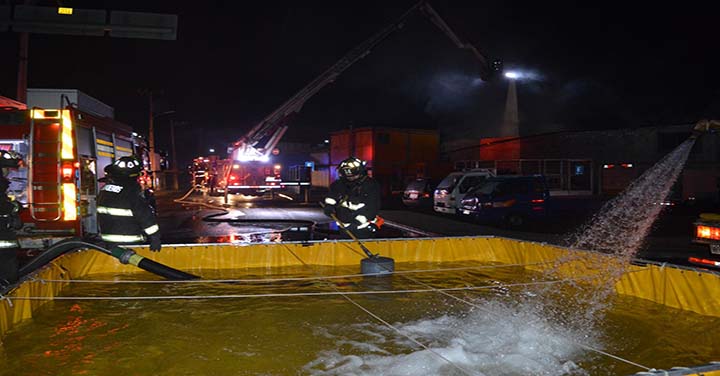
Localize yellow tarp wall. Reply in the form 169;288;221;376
3;236;720;340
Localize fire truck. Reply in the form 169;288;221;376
215;1;499;198
0;91;148;248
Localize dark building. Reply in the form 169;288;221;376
444;124;720;201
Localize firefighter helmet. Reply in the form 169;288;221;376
108;156;143;179
337;157;366;180
0;150;22;169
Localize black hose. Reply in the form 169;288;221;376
18;238;98;277
136;257;199;280
18;238;199;280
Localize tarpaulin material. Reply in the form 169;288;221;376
3;236;720;346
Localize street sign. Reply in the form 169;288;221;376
12;5;106;36
4;5;178;40
109;11;177;40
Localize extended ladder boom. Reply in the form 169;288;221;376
231;1;495;161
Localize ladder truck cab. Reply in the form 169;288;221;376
0;91;148;249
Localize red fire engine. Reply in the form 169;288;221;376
0;94;148;248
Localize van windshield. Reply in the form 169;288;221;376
437;174;461;190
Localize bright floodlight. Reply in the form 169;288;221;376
209;148;215;153
504;71;520;80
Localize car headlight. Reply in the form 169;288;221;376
461;197;478;209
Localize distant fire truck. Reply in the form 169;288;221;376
190;155;282;196
0;91;148;248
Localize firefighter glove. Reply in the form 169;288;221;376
148;234;162;252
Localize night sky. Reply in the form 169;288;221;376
1;1;718;162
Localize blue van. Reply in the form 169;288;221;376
458;175;550;227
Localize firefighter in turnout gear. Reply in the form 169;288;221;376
0;150;23;286
97;156;162;252
323;157;383;239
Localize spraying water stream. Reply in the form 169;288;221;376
538;137;697;335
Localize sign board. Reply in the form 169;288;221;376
110;11;177;40
5;5;177;40
12;5;106;36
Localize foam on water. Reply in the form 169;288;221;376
304;299;595;376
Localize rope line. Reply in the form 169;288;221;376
35;262;552;284
7;278;584;301
281;244;477;376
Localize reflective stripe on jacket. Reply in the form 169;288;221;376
97;180;159;242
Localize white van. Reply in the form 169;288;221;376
433;169;496;214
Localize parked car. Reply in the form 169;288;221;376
458;175;550;227
402;178;436;208
433;169;496;214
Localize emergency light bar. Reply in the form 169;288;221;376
697;225;720;241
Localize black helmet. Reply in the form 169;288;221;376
337;157;366;180
108;156;143;179
0;150;22;169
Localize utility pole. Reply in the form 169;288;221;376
169;120;187;191
147;91;155;175
139;89;166;188
16;32;28;103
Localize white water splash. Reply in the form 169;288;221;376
304;299;593;376
542;138;697;330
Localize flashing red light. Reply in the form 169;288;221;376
603;164;615;169
61;161;74;180
531;199;545;203
697;225;720;240
229;175;238;181
422;193;430;198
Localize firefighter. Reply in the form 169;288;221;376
323;157;383;239
0;150;23;286
97;156;162;252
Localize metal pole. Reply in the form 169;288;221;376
170;120;179;191
148;93;155;188
16;32;28;103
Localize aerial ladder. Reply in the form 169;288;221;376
224;1;501;193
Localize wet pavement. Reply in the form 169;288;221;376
154;188;717;270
